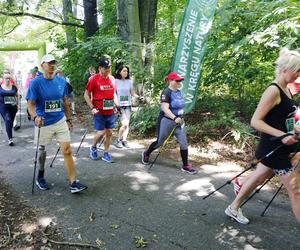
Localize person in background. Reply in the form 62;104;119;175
13;70;23;131
25;68;38;94
88;66;96;79
0;69;19;146
288;77;300;96
114;64;143;148
84;57;118;163
141;72;197;175
56;69;76;116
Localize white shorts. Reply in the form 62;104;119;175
120;107;131;123
34;117;70;146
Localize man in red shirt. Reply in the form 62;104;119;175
84;57;118;162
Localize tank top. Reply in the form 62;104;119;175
256;83;297;160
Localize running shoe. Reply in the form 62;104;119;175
90;146;98;160
225;205;249;224
36;177;50;190
102;152;113;163
142;151;150;165
233;178;242;196
14;125;20;131
70;180;88;193
115;139;123;148
181;163;197;175
122;141;130;148
8;139;14;146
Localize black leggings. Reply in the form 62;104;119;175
0;105;17;139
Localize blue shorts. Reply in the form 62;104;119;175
93;114;116;131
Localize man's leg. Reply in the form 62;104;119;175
60;141;87;193
35;145;50;190
93;130;105;147
60;141;76;183
104;129;113;151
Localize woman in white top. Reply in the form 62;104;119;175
115;65;141;148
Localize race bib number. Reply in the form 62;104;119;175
286;118;295;132
4;96;16;105
119;95;129;106
45;100;62;113
103;99;114;110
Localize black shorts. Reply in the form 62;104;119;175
255;141;297;170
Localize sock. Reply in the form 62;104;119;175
180;149;188;166
38;170;44;179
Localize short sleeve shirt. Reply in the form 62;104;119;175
26;75;67;126
116;79;133;107
86;73;116;115
160;87;185;117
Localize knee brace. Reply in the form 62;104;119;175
38;145;46;170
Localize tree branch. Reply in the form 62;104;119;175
0;11;84;28
4;18;20;36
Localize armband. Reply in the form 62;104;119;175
33;115;38;122
173;116;177;121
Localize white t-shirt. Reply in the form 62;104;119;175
116;79;133;106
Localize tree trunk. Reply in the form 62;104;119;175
116;0;142;64
83;0;98;38
138;0;157;43
117;0;141;43
62;0;76;47
138;0;157;70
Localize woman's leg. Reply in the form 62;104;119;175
230;163;274;211
145;117;174;156
174;126;188;166
0;107;15;140
279;169;300;223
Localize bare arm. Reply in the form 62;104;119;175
84;90;94;109
63;96;73;129
251;85;297;145
27;100;43;127
63;96;72;119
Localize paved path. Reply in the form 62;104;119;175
0;100;299;249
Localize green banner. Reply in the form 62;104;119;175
172;0;217;113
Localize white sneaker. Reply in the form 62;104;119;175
225;206;249;224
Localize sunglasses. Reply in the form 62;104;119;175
104;65;111;69
4;72;10;74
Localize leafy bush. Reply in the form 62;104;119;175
130;105;160;136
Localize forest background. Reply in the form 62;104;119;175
0;0;300;150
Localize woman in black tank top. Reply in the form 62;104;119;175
225;48;300;225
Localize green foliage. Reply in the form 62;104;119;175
60;35;131;95
201;0;300;120
131;105;160;135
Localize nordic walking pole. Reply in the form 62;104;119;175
49;146;60;168
240;174;275;208
261;184;283;216
19;96;22;128
148;125;178;172
32;127;41;194
98;135;105;150
203;143;284;200
74;128;88;156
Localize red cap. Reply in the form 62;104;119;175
166;72;184;81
